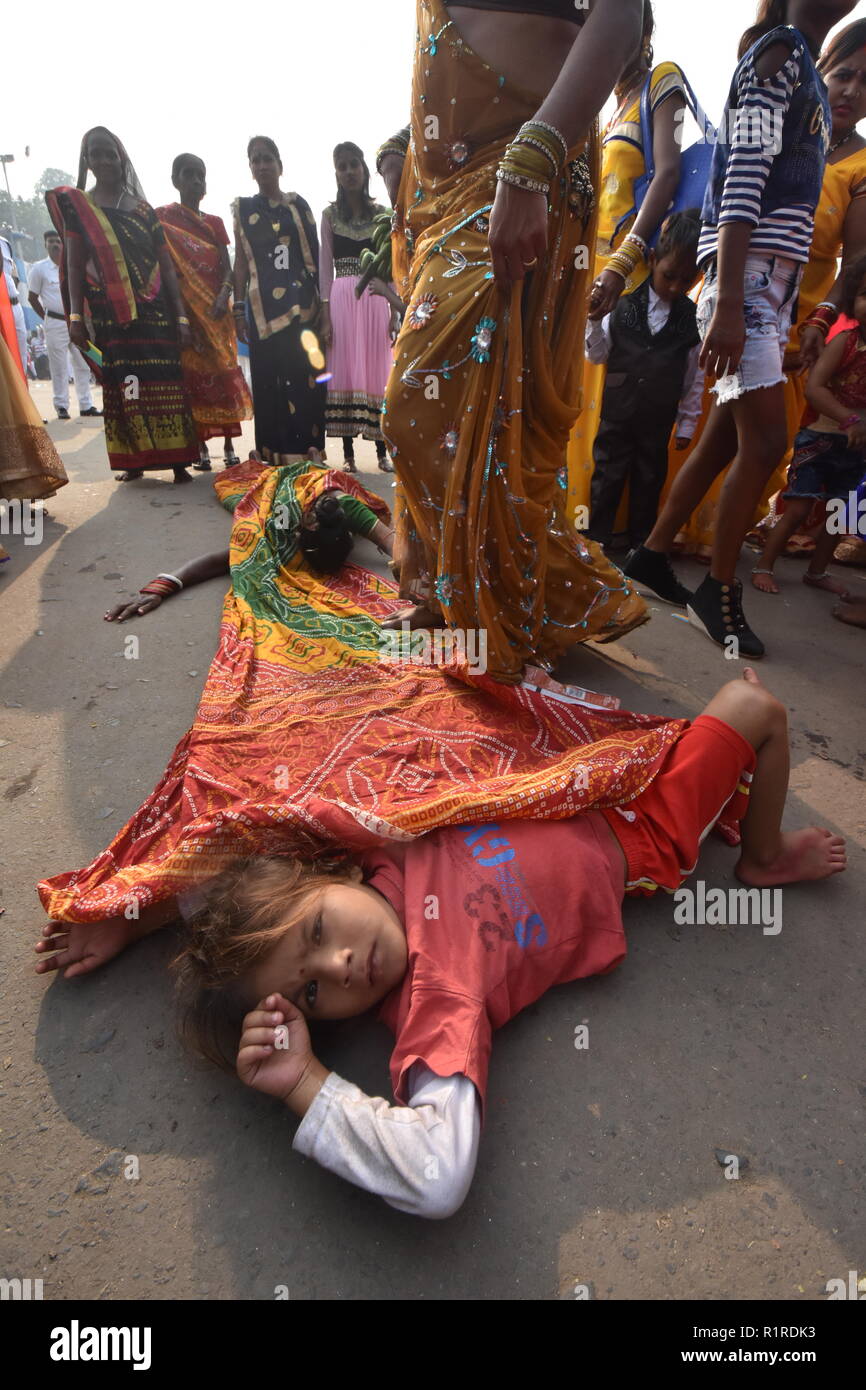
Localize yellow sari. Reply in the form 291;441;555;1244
662;144;866;556
385;0;647;685
565;61;687;525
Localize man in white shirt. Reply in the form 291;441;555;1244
0;233;28;376
28;230;99;420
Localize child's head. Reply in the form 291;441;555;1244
648;209;701;302
840;252;866;328
172;853;409;1068
297;493;354;574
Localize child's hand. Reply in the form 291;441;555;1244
34;918;135;978
237;994;315;1103
674;435;691;451
846;416;866;452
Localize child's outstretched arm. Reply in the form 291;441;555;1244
238;994;481;1220
34;897;180;978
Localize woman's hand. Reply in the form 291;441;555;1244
104;594;163;623
379;153;405;207
797;324;826;376
210;287;230;320
236;994;315;1103
488;181;548;291
69;319;88;352
389;307;402;343
233;312;247;345
588;268;625;321
318;305;333;348
699;301;746;380
34;918;135;979
846;414;866;452
674;435;691;451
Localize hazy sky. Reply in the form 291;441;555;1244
3;0;865;243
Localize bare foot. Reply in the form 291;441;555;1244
750;568;779;594
34;918;137;979
736;826;846;887
803;572;850;598
833;597;866;628
381;603;445;631
173;469;192;485
742;666;762;685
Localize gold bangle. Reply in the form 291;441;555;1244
177;316;190;325
69;312;83;322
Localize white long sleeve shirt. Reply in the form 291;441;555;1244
585;284;705;439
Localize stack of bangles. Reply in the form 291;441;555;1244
604;231;648;284
800;300;839;338
139;573;184;600
496;119;568;196
233;299;246;319
376;128;410;174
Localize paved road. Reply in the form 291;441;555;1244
2;380;864;1300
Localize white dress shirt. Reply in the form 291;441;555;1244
28;257;64;315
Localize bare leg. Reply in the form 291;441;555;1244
804;527;851;597
699;669;846;885
645;402;738;554
709;385;788;585
752;497;812;593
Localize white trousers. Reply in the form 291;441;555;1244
44;316;93;411
11;300;27;375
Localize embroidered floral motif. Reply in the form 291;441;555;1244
434;574;454;604
470;317;497;363
556;466;568;489
474;215;489;234
408;293;439;329
447;140;471;168
439;425;460;457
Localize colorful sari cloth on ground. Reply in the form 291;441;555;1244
155;203;252;442
384;0;647;686
45;187;199;472
565;62;687;526
0;274;68;513
663;145;866;558
320;203;393;441
38;456;695;924
233;192;326;460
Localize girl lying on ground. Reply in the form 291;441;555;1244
34;669;845;1219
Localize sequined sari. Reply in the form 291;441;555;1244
384;0;647;684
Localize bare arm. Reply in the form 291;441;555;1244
105;548;231;622
798;184;866;372
28;291;45;319
805;331;855;426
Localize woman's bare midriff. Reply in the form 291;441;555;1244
446;6;581;101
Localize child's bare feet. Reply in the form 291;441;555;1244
751;568;779;594
736;826;846;887
803;571;850;598
34;918;136;979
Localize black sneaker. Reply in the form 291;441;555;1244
623;545;693;607
57;407;70;420
80;406;102;417
687;575;765;658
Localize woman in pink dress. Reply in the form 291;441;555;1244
318;142;397;472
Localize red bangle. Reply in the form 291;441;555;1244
140;577;179;598
839;414;861;429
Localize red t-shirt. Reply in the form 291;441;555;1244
363;813;626;1113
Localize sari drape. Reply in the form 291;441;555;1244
38;456;692;924
384;0;647;685
155;203;252;441
0;274;68;506
45;187;199;471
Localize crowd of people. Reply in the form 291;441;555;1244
11;0;862;1219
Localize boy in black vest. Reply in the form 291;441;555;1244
585;210;703;553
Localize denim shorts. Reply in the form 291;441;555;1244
784;428;866;501
697;254;802;404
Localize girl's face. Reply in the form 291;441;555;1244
249;142;281;194
243;878;409;1021
825;46;866;135
87;133;123;190
650;251;698;303
175;158;206;206
335;152;364;193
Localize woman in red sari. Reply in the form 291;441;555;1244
157;154;253;470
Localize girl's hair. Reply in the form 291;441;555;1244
333;141;375;221
617;0;655;95
297;493;355;574
840;251;866;317
738;0;788;61
171;152;205;183
247;135;282;169
820;18;866;75
172;849;357;1070
656;207;702;263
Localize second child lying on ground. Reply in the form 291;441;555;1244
35;671;846;1218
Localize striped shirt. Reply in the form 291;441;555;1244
698;36;819;267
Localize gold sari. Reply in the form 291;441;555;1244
385;0;647;684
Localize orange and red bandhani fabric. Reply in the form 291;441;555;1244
38;458;695;925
